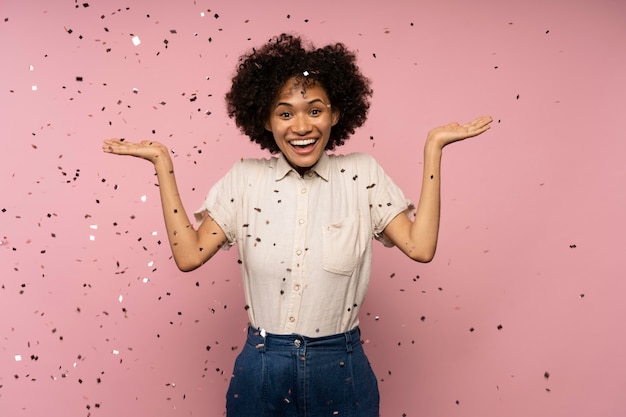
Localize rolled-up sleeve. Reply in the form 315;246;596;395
193;162;243;249
367;156;414;247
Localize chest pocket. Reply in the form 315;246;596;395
322;213;367;276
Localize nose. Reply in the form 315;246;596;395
292;115;312;135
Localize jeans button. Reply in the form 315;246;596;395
294;339;301;348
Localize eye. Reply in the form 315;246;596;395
279;112;291;118
310;108;322;116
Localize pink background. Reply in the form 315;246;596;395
2;0;625;416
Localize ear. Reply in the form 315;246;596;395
331;109;340;126
264;118;272;131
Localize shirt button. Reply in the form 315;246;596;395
294;339;301;347
294;284;300;291
289;316;296;323
296;249;302;256
301;188;307;194
298;218;305;225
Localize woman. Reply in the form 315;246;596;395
103;33;492;416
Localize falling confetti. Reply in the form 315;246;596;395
1;4;621;417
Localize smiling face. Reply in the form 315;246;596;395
265;77;340;175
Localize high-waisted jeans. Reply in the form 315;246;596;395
226;326;380;417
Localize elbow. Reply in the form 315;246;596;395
398;231;438;263
175;248;219;272
176;261;199;272
406;245;436;263
173;242;222;272
174;256;203;272
411;252;435;263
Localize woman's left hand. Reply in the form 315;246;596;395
427;115;493;149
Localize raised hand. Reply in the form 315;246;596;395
427;115;493;149
102;139;170;165
101;137;225;271
383;114;493;262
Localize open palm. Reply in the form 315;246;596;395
428;115;492;148
102;139;169;164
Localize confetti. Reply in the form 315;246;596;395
131;35;141;46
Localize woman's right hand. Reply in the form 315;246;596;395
102;138;224;271
102;139;171;166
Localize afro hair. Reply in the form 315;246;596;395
225;33;373;153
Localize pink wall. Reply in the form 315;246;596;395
2;0;625;416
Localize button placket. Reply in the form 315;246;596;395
285;177;309;332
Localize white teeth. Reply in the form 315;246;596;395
290;139;317;146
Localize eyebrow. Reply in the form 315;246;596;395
274;98;328;108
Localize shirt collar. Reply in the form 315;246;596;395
274;152;330;181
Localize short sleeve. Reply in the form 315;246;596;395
367;156;415;247
193;161;244;249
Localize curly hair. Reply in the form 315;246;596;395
225;33;373;153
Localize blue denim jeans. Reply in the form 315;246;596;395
226;326;380;417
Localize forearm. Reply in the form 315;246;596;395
410;138;444;261
103;138;224;270
153;157;204;271
384;116;492;262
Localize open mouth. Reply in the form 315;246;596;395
290;138;318;148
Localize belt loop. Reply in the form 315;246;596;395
345;329;353;353
251;326;267;352
259;328;267;353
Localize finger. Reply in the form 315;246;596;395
102;139;120;153
457;122;490;139
470;115;493;127
473;124;491;135
103;138;129;148
102;140;138;155
465;116;492;131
